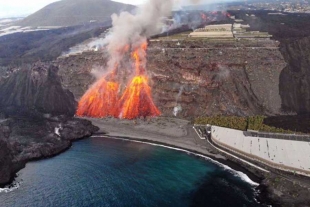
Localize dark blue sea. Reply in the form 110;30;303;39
0;137;266;207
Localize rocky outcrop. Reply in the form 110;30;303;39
279;36;310;114
0;63;77;117
0;62;99;186
9;117;99;163
0;116;99;186
262;174;310;207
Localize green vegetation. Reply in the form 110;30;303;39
247;116;295;134
195;116;248;131
154;31;191;40
195;115;297;134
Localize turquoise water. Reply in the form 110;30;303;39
0;137;265;207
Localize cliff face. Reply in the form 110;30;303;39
0;63;77;117
8;117;99;163
56;39;286;118
0;63;99;186
279;36;310;113
0;116;99;186
148;40;286;118
0;120;14;185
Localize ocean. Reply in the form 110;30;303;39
0;137;266;207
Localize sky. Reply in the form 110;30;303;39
0;0;62;18
0;0;230;19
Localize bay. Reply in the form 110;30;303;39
0;137;264;207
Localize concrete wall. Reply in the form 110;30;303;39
211;126;310;175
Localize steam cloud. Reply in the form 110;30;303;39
63;0;229;58
105;0;174;72
105;0;212;71
173;85;184;116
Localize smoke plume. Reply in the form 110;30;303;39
105;0;174;71
77;0;173;119
173;85;184;116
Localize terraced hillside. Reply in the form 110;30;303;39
56;38;286;118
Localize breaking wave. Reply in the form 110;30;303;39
0;179;22;193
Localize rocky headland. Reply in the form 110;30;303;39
0;63;99;186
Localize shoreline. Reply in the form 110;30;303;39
87;117;276;206
93;134;263;185
0;134;91;189
87;117;266;180
3;116;301;206
0;117;99;188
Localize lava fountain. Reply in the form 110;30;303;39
76;0;173;119
118;43;160;119
76;42;160;119
76;71;119;118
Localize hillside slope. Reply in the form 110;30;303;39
18;0;135;27
0;63;77;116
0;23;110;66
55;39;286;118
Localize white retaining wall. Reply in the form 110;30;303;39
211;126;310;175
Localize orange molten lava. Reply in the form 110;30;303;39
76;41;160;119
201;13;207;21
117;42;160;119
76;74;119;117
118;75;160;119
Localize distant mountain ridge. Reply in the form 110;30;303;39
17;0;135;27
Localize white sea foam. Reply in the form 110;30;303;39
93;135;259;186
0;179;21;193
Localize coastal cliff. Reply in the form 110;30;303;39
279;36;310;113
0;63;76;116
0;117;99;186
0;120;15;185
0;63;99;186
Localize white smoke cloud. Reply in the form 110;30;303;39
91;64;109;79
176;85;184;102
173;85;184;116
217;65;230;81
173;105;182;116
105;0;174;72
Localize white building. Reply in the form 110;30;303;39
188;24;233;39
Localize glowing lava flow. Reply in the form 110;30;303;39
76;42;160;119
118;43;160;119
118;75;160;119
76;72;119;118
